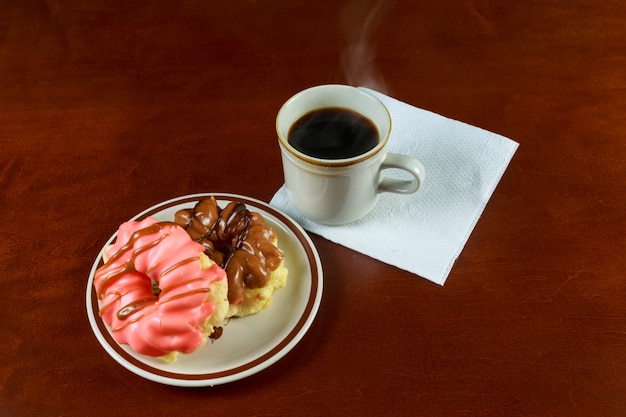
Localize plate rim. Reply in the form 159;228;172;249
86;193;323;387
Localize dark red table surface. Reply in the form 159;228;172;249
1;1;625;416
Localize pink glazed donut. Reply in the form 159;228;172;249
94;217;228;361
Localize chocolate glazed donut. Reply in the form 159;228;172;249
174;197;284;305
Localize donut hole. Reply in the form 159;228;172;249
151;280;161;296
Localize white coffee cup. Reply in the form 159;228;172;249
276;84;425;225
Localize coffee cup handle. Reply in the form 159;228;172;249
377;153;425;194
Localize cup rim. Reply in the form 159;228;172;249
276;84;392;167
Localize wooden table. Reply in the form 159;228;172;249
2;0;625;415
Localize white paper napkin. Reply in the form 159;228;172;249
270;88;518;285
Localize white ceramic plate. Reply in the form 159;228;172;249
86;193;323;387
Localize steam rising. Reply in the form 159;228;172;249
340;0;392;93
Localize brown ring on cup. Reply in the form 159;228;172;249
276;85;392;168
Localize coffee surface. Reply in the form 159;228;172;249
288;107;378;159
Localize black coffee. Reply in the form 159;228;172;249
288;107;379;159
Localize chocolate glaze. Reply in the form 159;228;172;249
174;197;284;304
